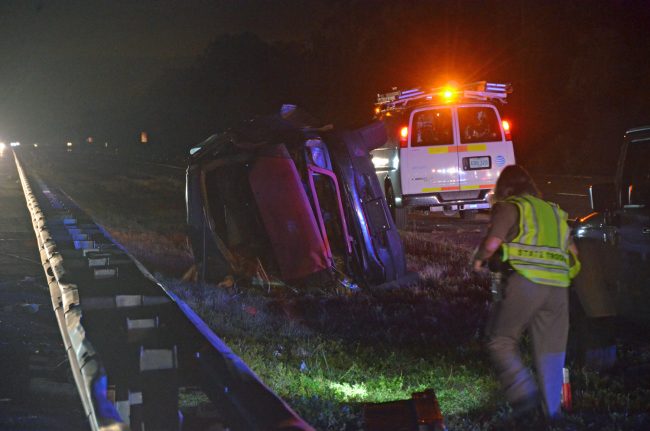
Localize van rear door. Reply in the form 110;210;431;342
456;105;514;193
400;107;459;195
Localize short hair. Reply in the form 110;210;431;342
494;164;541;201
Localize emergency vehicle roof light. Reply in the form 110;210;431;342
374;81;513;117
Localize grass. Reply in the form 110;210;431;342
161;228;502;430
26;150;650;430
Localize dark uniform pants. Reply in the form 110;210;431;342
486;272;569;418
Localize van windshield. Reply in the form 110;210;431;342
410;108;453;147
459;106;501;143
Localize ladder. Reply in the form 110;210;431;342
375;81;512;115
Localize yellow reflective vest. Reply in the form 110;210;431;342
501;194;581;287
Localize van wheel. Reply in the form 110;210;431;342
386;184;407;229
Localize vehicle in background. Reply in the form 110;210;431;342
571;125;650;368
185;106;413;290
371;81;515;227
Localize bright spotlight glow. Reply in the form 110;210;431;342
371;156;390;168
10;141;20;147
326;380;368;399
441;86;456;102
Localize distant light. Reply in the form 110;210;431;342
0;142;5;150
87;136;93;144
67;142;73;147
33;143;39;148
140;131;148;144
10;142;20;147
374;107;381;115
104;142;109;148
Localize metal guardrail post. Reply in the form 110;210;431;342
13;152;315;431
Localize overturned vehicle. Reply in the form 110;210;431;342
185;106;413;290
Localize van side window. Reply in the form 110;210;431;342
459;107;501;143
411;108;453;147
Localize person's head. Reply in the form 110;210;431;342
493;164;541;201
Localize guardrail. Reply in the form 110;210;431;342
14;152;314;431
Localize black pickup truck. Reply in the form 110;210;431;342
571;126;650;367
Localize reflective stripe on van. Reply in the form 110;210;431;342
426;144;487;154
421;184;494;193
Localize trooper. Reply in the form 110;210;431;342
472;164;581;425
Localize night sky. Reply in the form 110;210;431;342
2;0;650;174
0;0;322;141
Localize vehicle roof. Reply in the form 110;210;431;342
375;81;511;119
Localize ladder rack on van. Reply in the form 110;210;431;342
375;81;512;114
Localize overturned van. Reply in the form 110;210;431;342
185;106;412;290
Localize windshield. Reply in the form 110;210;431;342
621;138;650;206
458;106;501;143
410;108;453;147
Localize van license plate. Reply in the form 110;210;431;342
464;156;491;170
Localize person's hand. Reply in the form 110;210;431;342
473;259;487;273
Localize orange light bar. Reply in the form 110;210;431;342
578;211;598;223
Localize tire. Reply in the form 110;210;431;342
386;184;408;229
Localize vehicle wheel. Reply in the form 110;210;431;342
386;184;407;229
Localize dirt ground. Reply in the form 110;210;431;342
0;152;87;430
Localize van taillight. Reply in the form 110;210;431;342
399;126;409;148
502;120;512;140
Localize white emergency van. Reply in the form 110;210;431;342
371;81;516;227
